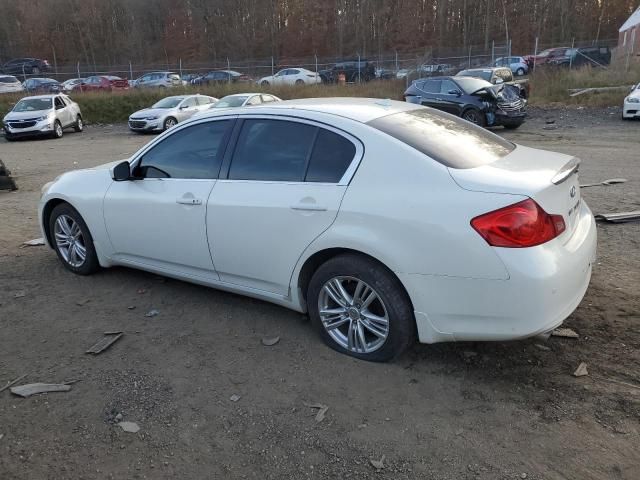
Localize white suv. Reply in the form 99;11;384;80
3;94;83;141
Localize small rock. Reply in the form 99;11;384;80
13;291;26;298
521;473;528;479
573;362;588;377
370;455;385;470
127;306;136;310
230;394;241;402
76;299;90;306
534;344;551;351
455;428;463;436
145;309;159;318
0;433;4;441
115;413;123;422
261;336;280;347
137;288;146;294
117;421;140;433
552;327;579;339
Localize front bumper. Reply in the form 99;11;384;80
4;119;56;138
128;119;162;132
402;201;597;344
623;102;640;118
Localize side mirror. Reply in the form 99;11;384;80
448;89;462;96
495;78;504;85
111;161;131;181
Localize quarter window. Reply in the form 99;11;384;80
305;129;356;183
420;80;441;93
137;120;232;179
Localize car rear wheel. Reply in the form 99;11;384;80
516;67;525;76
74;115;83;132
261;80;270;87
52;120;63;139
295;79;305;85
163;117;177;130
307;254;415;362
49;203;100;275
462;108;486;127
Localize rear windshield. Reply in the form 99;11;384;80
367;107;515;169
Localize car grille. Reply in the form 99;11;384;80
498;99;525;112
8;119;38;129
128;120;146;129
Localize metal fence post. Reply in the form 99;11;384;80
395;50;398;73
179;58;182;79
491;41;495;64
271;56;274;76
569;38;575;70
129;61;133;81
227;57;231;83
77;61;80;80
533;37;539;71
315;54;318;85
357;53;361;83
468;45;472;68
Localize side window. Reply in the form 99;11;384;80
305;129;356;183
137;121;232;179
196;96;211;106
246;95;262;106
421;80;441;94
290;69;300;75
440;79;458;94
181;97;198;108
261;95;275;103
228;119;317;181
54;97;65;109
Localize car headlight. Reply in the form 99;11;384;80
626;97;640;103
35;114;51;121
146;116;158;120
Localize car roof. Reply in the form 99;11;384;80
221;93;259;98
195;97;419;123
17;94;60;100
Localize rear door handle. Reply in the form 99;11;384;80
290;204;327;212
177;198;202;206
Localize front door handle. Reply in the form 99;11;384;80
176;198;202;206
290;204;327;212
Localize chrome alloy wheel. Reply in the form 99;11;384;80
54;122;63;137
54;214;87;267
318;276;390;354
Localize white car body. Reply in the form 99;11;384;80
61;78;85;92
622;83;640;119
39;98;596;353
3;94;82;140
0;75;24;94
128;95;217;132
494;56;529;76
258;68;321;86
206;93;282;110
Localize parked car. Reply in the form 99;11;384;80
3;94;83;141
493;56;529;76
622;83;640;120
73;75;129;92
207;93;281;109
404;76;527;129
0;75;24;94
133;71;182;89
23;77;62;94
61;78;85;92
457;67;529;98
258;68;321;87
1;58;51;76
181;73;201;84
523;47;570;69
128;94;217;133
396;69;414;79
192;70;252;85
38;98;596;362
418;63;457;77
375;68;396;80
319;59;376;83
548;46;612;68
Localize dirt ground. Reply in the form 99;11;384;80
0;107;639;480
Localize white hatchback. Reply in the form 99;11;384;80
39;98;597;361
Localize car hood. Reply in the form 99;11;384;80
130;107;171;118
4;109;52;120
627;89;640;100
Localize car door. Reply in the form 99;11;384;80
206;117;362;295
54;96;73;126
416;79;443;110
437;79;464;115
103;119;234;280
287;69;300;85
176;96;199;121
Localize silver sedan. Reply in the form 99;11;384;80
128;95;218;133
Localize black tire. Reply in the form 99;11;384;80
295;79;305;85
74;115;84;132
503;123;523;130
461;108;486;127
261;80;270;87
307;254;416;362
52;120;63;139
163;117;177;131
48;203;100;275
516;67;525;76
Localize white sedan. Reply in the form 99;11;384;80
622;83;640;120
207;93;281;109
128;95;217;133
258;68;321;87
0;75;24;94
39;98;597;362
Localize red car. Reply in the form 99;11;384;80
524;47;570;70
73;75;129;92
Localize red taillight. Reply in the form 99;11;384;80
471;199;566;248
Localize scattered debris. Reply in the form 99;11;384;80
86;332;123;354
304;402;329;422
117;421;140;433
261;336;280;346
594;211;640;224
455;428;464;436
13;291;26;299
370;455;385;470
0;159;18;191
580;178;628;188
10;383;72;398
543;125;558;130
75;299;91;306
115;413;123;422
521;473;528;479
137;288;147;294
144;309;159;318
229;394;241;402
573;362;589;377
552;327;579;339
127;306;136;310
545;119;555;124
20;238;45;248
0;434;4;441
534;344;551;351
0;374;28;393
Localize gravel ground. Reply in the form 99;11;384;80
0;107;638;480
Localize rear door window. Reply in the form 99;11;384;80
305;129;356;183
420;80;441;93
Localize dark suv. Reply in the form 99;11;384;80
1;58;51;76
320;59;376;83
549;47;611;68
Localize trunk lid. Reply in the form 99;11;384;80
449;145;582;235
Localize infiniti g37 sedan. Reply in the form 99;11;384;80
39;98;597;362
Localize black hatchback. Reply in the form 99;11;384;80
403;76;526;129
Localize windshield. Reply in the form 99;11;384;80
458;70;491;82
152;97;184;109
367;107;515;169
453;77;493;94
0;76;18;83
13;98;53;112
213;96;248;108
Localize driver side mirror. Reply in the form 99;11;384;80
494;78;504;84
448;89;462;96
111;161;131;182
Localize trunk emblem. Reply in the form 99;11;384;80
570;186;577;198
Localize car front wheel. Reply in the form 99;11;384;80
74;115;83;132
462;108;486;127
307;254;415;362
49;203;100;275
52;120;63;139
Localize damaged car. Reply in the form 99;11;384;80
404;76;526;129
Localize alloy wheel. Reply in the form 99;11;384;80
463;110;480;124
318;276;390;354
164;118;177;129
54;214;87;268
55;122;63;137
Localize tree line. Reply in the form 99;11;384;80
0;0;636;67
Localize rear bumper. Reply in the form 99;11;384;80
402;201;597;344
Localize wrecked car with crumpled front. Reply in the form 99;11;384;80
403;75;526;129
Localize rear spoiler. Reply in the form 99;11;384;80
551;158;580;185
